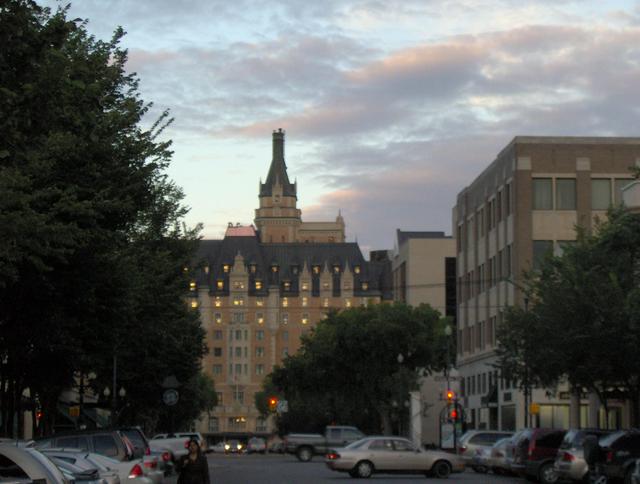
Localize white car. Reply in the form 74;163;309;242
0;444;67;483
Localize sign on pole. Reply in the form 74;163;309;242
163;389;179;406
276;400;289;413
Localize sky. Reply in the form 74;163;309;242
39;0;640;255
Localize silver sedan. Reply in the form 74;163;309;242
325;436;465;479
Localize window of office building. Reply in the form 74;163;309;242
615;178;633;205
208;417;219;432
592;179;611;209
232;312;244;323
301;313;309;324
533;178;553;210
282;330;289;341
255;346;264;357
256;330;264;340
214;330;223;340
213;364;222;375
216;392;223;405
533;240;553;270
282;313;289;324
213;347;222;357
256;418;267;432
233;390;244;404
256;364;264;375
556;178;576;210
235;347;242;357
505;182;512;215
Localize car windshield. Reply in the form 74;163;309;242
344;438;370;450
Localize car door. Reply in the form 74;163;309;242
365;439;396;471
390;438;423;471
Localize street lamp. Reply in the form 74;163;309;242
103;386;126;426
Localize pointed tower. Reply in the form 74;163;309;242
255;129;302;243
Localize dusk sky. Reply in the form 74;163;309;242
41;0;640;255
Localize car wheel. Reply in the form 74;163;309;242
538;462;559;484
348;469;359;478
432;460;452;479
355;460;374;478
472;465;489;474
296;446;313;462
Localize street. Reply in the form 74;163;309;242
200;452;527;483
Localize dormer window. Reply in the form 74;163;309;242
313;266;320;275
301;281;309;291
282;297;289;308
283;281;291;291
215;297;222;307
216;280;224;290
250;264;257;274
223;264;230;273
271;265;279;273
333;265;340;274
362;282;369;291
255;281;262;290
354;266;361;274
204;266;210;274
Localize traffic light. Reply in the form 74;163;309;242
35;410;43;425
268;396;278;412
446;389;455;403
450;408;458;420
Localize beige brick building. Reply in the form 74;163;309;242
190;131;392;443
454;136;640;431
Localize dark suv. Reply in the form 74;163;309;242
33;429;135;462
598;429;640;483
511;428;566;484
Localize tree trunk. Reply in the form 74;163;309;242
629;386;640;428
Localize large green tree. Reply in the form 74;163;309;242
263;303;452;435
496;206;640;426
0;0;207;436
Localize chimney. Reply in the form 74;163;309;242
273;128;285;161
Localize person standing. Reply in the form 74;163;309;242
178;438;210;484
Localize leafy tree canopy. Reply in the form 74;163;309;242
263;303;452;435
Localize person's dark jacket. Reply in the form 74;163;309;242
177;453;210;484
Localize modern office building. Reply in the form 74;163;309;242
391;230;457;446
453;136;640;431
189;131;392;441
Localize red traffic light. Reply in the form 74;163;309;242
450;409;458;420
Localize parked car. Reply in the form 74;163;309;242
598;429;640;484
284;425;365;462
151;433;206;453
457;430;513;472
630;457;640;484
49;457;109;484
553;428;611;482
210;442;226;453
86;452;153;484
117;428;165;483
325;436;465;479
33;429;135;462
40;449;121;484
0;443;67;484
224;440;244;454
148;435;191;460
268;441;285;454
488;437;514;475
246;437;266;454
511;428;566;484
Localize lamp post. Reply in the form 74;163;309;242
103;355;126;426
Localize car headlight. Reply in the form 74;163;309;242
224;444;230;450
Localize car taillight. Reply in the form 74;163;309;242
606;451;614;463
145;447;151;456
162;452;171;462
129;464;143;478
326;452;340;460
459;445;467;454
184;440;190;448
562;452;575;462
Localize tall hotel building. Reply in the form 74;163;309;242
190;130;392;441
454;137;640;431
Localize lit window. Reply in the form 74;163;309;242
313;266;320;274
302;297;308;307
204;266;210;274
215;313;222;324
191;300;198;309
256;298;264;307
257;313;264;324
214;297;222;307
189;281;196;291
302;313;309;325
354;266;361;274
283;281;291;290
323;298;329;308
271;265;279;273
255;280;262;290
282;297;288;308
250;264;257;274
333;266;340;273
233;296;244;306
217;280;224;290
345;298;351;307
183;267;189;272
233;281;245;289
301;281;309;291
362;282;369;290
223;264;230;273
282;313;289;324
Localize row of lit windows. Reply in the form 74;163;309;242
199;279;368;292
213;311;311;325
204;263;362;276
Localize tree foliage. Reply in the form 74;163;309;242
496;207;640;426
263;303;452;436
0;1;209;436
